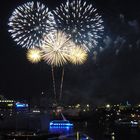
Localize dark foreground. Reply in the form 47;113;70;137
0;113;140;140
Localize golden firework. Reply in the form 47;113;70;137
69;46;88;65
41;31;74;66
27;48;42;63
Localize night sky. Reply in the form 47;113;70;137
0;0;140;105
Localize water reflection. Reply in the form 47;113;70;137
49;120;140;140
49;126;73;135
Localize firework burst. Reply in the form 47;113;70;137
69;46;88;65
27;48;42;63
8;1;56;49
53;0;104;50
41;31;74;66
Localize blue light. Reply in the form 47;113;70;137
50;122;53;125
49;120;73;127
50;126;71;129
49;123;73;135
16;104;25;107
50;123;73;126
16;102;28;108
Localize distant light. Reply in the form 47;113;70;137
106;104;110;108
112;136;115;140
0;100;14;103
131;121;138;125
16;102;28;108
33;110;40;113
75;104;80;108
131;114;135;118
16;104;25;107
83;109;86;112
117;112;120;115
7;104;13;107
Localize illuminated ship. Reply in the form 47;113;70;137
49;120;73;127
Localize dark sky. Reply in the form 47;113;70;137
0;0;140;105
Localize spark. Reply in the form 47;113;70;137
27;48;42;63
69;45;88;65
8;1;56;49
53;0;104;50
41;31;74;66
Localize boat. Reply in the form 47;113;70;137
50;113;73;127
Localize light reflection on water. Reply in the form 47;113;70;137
49;121;140;140
49;126;74;135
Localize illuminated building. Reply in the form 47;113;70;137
0;96;29;116
0;99;15;117
0;100;14;108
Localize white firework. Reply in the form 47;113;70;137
53;0;104;51
41;30;75;66
8;1;56;49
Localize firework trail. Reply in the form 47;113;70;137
59;67;65;102
41;30;75;103
51;66;57;102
